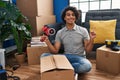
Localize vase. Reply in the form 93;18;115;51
15;53;26;65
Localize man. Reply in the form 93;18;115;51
41;6;96;80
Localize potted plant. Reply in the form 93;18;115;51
0;1;32;64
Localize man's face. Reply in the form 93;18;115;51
64;10;76;24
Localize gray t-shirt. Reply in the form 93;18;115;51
55;24;90;55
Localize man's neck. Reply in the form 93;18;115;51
66;23;75;30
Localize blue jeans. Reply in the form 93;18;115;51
41;53;92;74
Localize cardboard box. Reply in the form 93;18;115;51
41;55;75;80
17;0;53;17
28;15;56;36
96;45;120;74
27;46;49;65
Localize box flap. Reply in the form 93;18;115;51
41;55;56;73
41;55;74;73
53;55;74;70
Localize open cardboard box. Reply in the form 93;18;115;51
40;55;75;80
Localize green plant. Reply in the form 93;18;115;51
0;1;32;54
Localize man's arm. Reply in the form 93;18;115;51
84;31;96;53
41;35;61;54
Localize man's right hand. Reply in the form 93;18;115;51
40;35;49;43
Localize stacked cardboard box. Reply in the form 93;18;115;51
96;45;120;75
17;0;56;36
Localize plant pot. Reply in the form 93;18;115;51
15;53;26;65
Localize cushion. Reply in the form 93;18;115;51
90;19;117;44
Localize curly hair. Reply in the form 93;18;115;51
61;6;80;23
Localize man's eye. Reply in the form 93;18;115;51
72;14;75;16
66;14;70;16
66;14;75;16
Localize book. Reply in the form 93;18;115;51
30;36;47;47
31;41;47;47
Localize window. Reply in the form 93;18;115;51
69;0;120;22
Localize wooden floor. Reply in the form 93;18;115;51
5;55;120;80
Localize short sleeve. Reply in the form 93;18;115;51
55;30;62;43
83;28;90;40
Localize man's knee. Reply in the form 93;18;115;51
73;59;92;73
77;62;92;73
